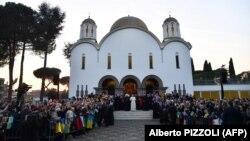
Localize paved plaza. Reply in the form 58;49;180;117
69;120;159;141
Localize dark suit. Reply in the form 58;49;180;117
222;106;243;125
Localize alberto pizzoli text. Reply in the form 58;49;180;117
149;129;247;138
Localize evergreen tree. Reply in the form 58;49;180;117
0;5;8;67
0;2;21;100
33;2;65;101
220;68;228;83
229;57;236;78
33;67;61;90
0;2;35;100
63;42;73;64
17;4;37;89
208;62;212;71
203;60;208;72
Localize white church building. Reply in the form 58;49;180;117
69;15;193;97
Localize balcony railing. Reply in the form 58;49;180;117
193;79;250;85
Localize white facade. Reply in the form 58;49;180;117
69;16;193;97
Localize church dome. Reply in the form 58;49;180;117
162;16;181;39
80;17;97;41
163;16;178;24
82;17;96;24
110;16;148;32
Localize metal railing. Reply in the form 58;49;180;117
1;115;88;141
194;80;250;85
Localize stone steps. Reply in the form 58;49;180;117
114;110;153;120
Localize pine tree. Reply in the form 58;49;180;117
33;2;65;101
229;57;236;78
203;60;208;72
0;2;36;101
208;62;212;71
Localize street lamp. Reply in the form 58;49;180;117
220;64;227;99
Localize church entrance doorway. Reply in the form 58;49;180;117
145;78;159;94
123;78;137;94
102;78;116;95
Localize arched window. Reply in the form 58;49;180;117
107;53;111;69
176;24;178;33
82;53;86;69
128;53;132;69
86;25;89;37
166;25;169;36
149;52;153;69
91;26;94;36
175;52;180;69
171;23;174;35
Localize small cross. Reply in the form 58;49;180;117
127;10;130;16
169;11;171;17
88;12;91;18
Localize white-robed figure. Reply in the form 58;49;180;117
130;94;136;111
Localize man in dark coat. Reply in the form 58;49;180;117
222;100;243;125
168;102;177;125
124;95;130;111
143;94;150;111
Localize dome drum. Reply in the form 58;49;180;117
80;17;97;41
163;16;181;39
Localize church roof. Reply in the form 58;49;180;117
82;17;96;24
163;16;178;24
110;16;148;32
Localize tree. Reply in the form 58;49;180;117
46;88;58;100
203;60;213;73
193;69;221;83
0;4;8;67
208;62;212;71
0;2;32;101
229;57;236;79
203;60;208;72
60;76;69;87
32;2;65;101
220;68;228;83
63;42;73;64
236;71;250;81
191;58;195;74
0;41;8;67
17;4;37;89
33;67;61;90
60;76;69;99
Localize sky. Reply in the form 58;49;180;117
0;0;250;91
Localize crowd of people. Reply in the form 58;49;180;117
0;93;114;141
113;92;250;125
155;93;250;125
0;91;249;140
113;93;153;111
